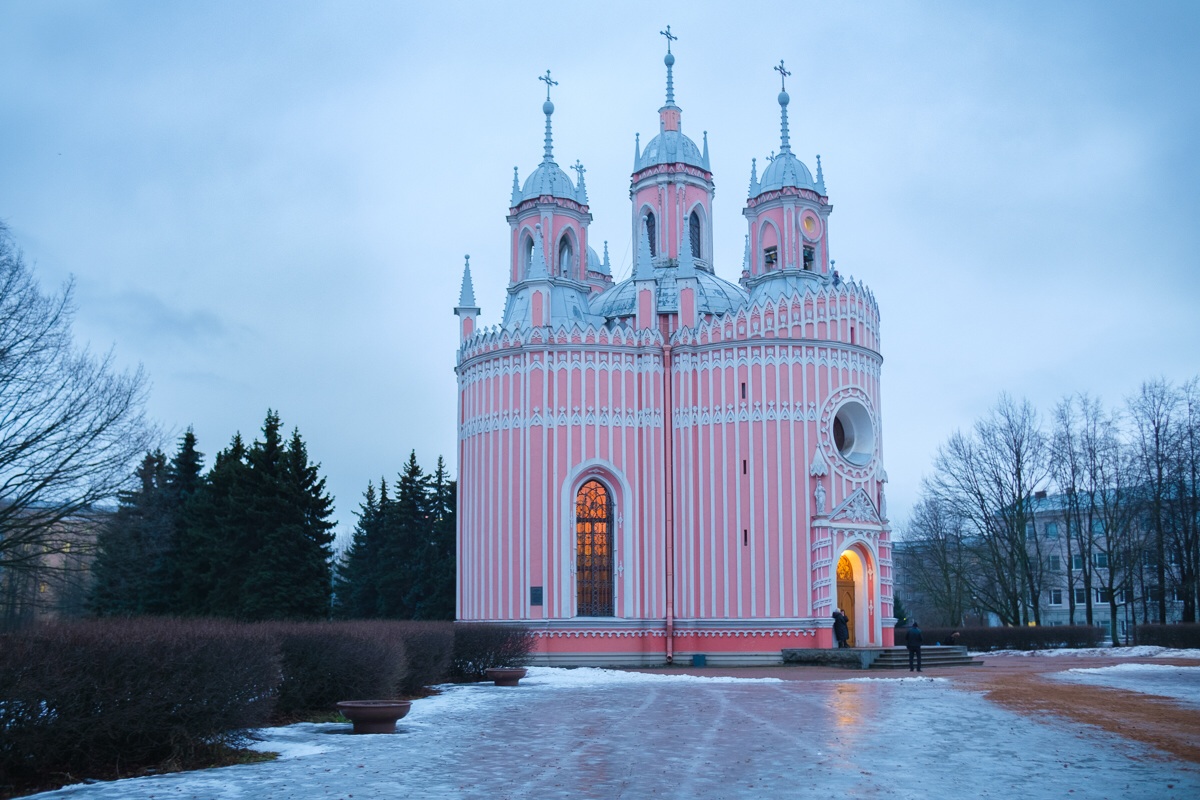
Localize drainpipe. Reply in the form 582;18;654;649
663;339;675;664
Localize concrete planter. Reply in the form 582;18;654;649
485;667;528;686
336;700;412;734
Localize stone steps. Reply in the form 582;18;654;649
869;645;983;669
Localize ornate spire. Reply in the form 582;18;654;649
633;132;641;170
456;255;478;311
572;160;588;204
529;223;549;279
661;26;678;106
742;234;751;273
748;157;758;197
635;216;655;280
602;241;611;272
510;166;521;206
774;60;793;154
538;70;558;164
815;154;826;194
702;130;710;170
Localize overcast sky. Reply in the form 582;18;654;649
2;1;1197;543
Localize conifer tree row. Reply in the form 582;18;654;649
333;452;456;620
90;411;336;620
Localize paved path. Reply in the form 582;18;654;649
36;660;1200;800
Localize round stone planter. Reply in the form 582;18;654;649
336;700;412;734
485;667;528;686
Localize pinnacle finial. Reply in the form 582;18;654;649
815;154;826;193
529;223;549;279
572;160;588;203
775;60;793;154
748;157;758;197
661;26;678;105
457;255;478;310
510;166;521;205
678;213;696;278
539;70;558;163
603;241;611;271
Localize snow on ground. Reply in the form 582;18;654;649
32;667;1200;800
1050;664;1200;708
984;645;1200;658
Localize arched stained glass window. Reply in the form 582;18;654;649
645;213;657;257
576;479;614;616
689;210;702;260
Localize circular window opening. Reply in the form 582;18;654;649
832;401;875;466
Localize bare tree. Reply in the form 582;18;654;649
1128;379;1179;623
0;223;153;589
927;395;1049;626
1170;378;1199;621
1050;395;1089;624
896;495;972;626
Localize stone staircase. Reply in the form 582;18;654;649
869;645;982;669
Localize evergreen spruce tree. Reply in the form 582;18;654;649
177;433;250;616
334;479;386;618
89;451;171;615
234;412;335;620
419;457;457;619
377;451;427;618
157;428;204;612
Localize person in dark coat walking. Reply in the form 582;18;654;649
832;609;850;648
905;621;923;672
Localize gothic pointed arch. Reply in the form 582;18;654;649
575;478;614;616
557;227;577;278
644;211;657;257
688;208;703;261
759;219;780;271
520;229;535;279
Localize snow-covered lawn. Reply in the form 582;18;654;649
1050;663;1200;707
32;667;1200;799
983;645;1200;658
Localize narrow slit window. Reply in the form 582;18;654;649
803;245;815;271
763;246;778;269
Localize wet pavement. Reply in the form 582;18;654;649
35;660;1200;800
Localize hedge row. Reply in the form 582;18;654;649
0;619;534;793
913;625;1104;651
1134;623;1200;649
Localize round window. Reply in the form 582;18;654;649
832;401;875;466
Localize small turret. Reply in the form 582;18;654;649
454;255;481;340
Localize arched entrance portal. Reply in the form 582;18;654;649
837;554;856;647
575;480;614;616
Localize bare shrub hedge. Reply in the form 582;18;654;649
391;621;455;696
269;621;408;721
1134;623;1200;649
917;625;1103;651
0;619;279;789
450;623;537;680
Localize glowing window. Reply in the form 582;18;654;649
576;480;614;616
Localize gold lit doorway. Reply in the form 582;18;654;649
837;554;856;647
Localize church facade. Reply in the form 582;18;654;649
454;41;894;665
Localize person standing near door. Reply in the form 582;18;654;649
905;621;923;672
832;608;850;648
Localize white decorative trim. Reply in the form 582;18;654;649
809;448;829;477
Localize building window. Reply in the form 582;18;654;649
1046;522;1058;538
763;245;778;269
522;236;534;277
1025;522;1036;540
645;213;657;257
803;245;815;270
1048;554;1061;571
575;480;614;617
1050;589;1063;605
1091;520;1104;534
1072;554;1084;571
689;210;702;260
38;582;48;594
1097;588;1112;604
1074;588;1087;604
1094;553;1108;569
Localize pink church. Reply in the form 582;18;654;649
454;40;894;665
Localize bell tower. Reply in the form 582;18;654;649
629;28;715;273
